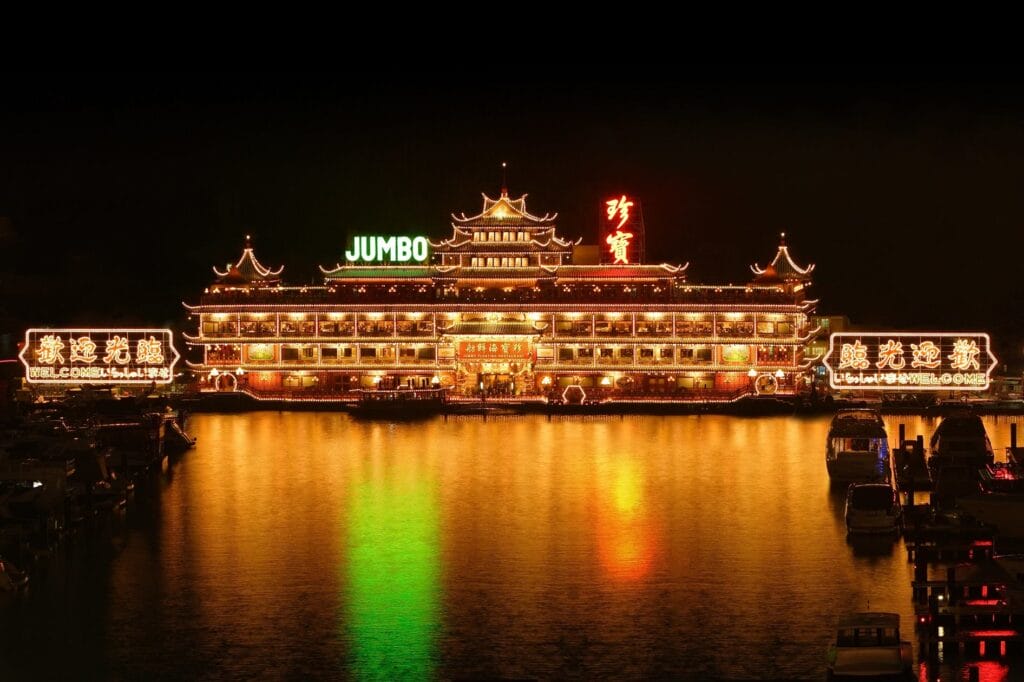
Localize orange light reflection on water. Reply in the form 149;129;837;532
595;455;658;582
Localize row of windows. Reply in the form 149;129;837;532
552;320;794;337
203;315;798;338
470;257;530;267
223;345;440;364
550;347;715;362
472;231;531;242
204;319;436;337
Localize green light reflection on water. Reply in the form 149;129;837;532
345;474;440;680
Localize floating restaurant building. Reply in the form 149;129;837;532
184;188;821;401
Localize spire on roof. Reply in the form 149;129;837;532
750;232;815;282
212;235;284;284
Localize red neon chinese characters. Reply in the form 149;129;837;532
605;194;634;230
606;230;634;265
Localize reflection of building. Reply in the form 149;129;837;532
184;188;820;400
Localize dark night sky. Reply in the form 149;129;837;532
1;69;1022;362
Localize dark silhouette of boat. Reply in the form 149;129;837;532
348;387;447;419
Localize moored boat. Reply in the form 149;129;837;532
928;410;994;473
827;612;912;681
826;410;890;484
956;462;1024;539
349;387;448;419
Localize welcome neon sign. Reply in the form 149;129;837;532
823;332;997;391
20;328;180;384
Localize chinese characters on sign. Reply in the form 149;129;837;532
824;333;995;391
606;195;634;230
601;194;644;265
457;341;533;361
605;230;634;265
20;329;180;384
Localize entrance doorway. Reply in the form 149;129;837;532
478;372;514;397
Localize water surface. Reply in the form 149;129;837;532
2;412;1021;679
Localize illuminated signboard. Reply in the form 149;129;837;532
601;194;645;265
457;340;532;361
345;236;429;264
823;332;997;391
19;328;180;384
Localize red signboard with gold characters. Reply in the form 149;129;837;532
458;340;533;360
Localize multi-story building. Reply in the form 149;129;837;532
184;187;820;401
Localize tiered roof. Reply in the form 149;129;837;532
451;189;557;226
750;233;814;283
212;236;283;287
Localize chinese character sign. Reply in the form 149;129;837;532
606;195;634;230
824;332;996;391
458;341;533;360
606;230;634;264
601;194;645;264
20;329;180;384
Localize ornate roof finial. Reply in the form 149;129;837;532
750;232;814;282
501;161;508;197
212;235;284;282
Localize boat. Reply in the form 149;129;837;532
826;612;913;681
845;483;902;535
349;387;448;418
928;410;994;473
826;410;890;484
956;462;1024;539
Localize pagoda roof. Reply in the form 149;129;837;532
751;233;815;282
431;232;578;252
452;189;557;226
213;236;284;284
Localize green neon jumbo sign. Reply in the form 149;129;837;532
345;236;429;263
